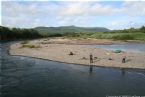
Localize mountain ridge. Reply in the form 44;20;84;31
34;26;110;35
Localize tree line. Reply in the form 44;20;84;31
0;25;145;41
0;26;43;41
109;26;145;33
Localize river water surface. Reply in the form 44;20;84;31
1;42;145;97
90;42;145;53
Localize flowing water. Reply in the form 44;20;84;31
90;42;145;53
1;42;145;97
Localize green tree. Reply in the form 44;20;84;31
140;26;145;33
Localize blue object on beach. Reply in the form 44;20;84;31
114;49;122;53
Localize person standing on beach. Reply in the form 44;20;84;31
122;56;126;63
90;53;93;63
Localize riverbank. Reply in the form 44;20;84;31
10;38;145;69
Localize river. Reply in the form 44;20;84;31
90;42;145;53
1;42;145;97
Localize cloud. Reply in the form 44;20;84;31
123;1;145;16
59;2;123;16
1;1;122;27
108;16;145;30
1;1;145;29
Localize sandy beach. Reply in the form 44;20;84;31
10;38;145;69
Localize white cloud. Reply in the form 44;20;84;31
2;1;123;18
108;16;145;30
60;2;122;16
1;1;145;29
123;1;145;16
59;1;145;17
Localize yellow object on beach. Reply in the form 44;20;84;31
106;53;110;55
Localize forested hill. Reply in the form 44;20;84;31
1;25;145;41
34;26;110;34
0;25;109;41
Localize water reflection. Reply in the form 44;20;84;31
121;68;126;76
89;65;93;73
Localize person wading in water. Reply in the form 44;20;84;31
89;53;93;73
90;53;93;64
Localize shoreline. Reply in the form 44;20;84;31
9;54;145;71
9;38;145;70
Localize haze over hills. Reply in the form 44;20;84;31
34;26;110;35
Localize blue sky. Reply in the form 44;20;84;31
1;0;145;30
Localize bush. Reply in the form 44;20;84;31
112;35;134;40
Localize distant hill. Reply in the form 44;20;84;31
34;26;110;35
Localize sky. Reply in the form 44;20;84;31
1;0;145;30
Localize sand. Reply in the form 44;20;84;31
10;38;145;69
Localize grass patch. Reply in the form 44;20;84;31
21;41;29;44
64;32;145;41
21;44;41;48
112;34;134;40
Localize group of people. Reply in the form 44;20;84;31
89;53;126;64
69;51;127;64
